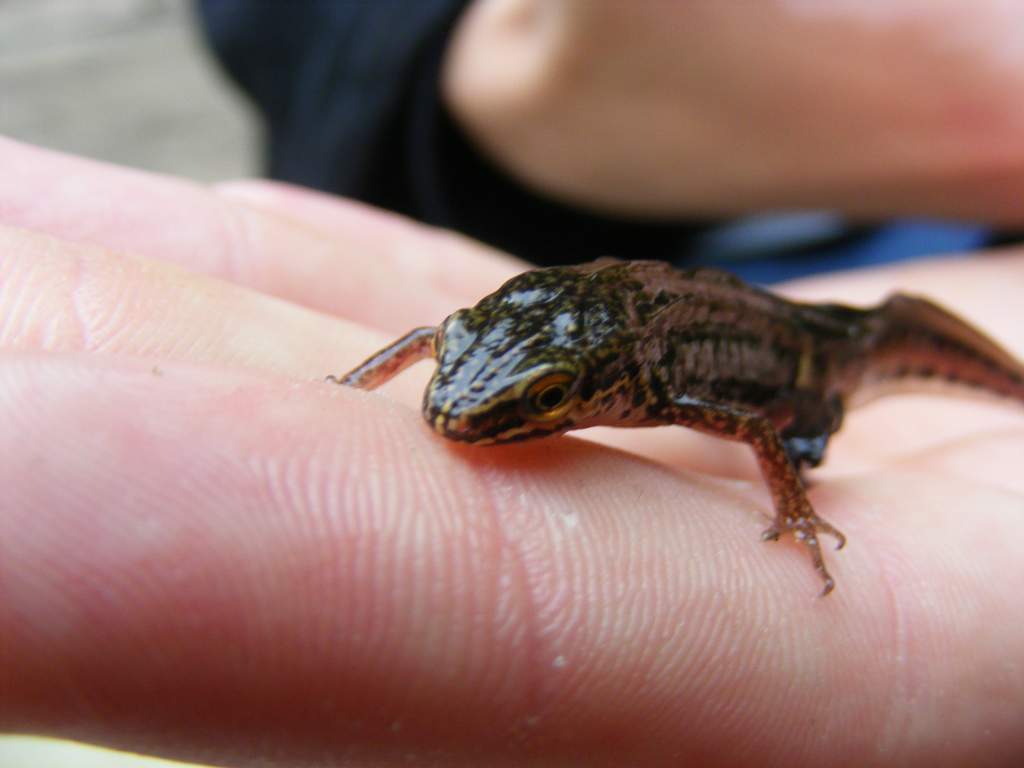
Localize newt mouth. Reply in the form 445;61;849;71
426;407;477;442
425;404;574;446
424;400;529;445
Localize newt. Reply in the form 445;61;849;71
331;258;1024;595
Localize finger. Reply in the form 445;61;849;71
0;138;518;331
6;223;1020;481
782;248;1024;347
2;355;1022;766
0;224;729;478
5;219;1021;485
214;179;524;320
0;224;428;403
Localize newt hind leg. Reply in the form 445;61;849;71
781;433;830;473
670;396;846;595
778;393;844;473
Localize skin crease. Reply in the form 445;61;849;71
0;140;1023;767
443;0;1024;220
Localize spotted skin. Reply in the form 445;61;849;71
333;258;1024;594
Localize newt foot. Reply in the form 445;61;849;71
761;513;846;597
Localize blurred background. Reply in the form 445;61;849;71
0;0;256;180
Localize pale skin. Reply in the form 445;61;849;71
444;0;1024;220
0;137;1023;767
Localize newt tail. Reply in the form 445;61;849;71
842;294;1024;407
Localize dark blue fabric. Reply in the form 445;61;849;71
197;0;1007;281
695;219;990;283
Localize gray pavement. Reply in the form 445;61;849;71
0;0;258;180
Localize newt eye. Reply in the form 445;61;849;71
523;371;578;421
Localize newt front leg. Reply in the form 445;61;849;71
328;326;437;389
669;396;847;596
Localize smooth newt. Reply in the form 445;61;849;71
332;258;1024;595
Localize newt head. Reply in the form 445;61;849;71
422;266;634;445
424;309;585;445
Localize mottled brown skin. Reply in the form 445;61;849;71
335;258;1024;595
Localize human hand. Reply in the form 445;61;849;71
1;138;1022;767
444;0;1024;222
